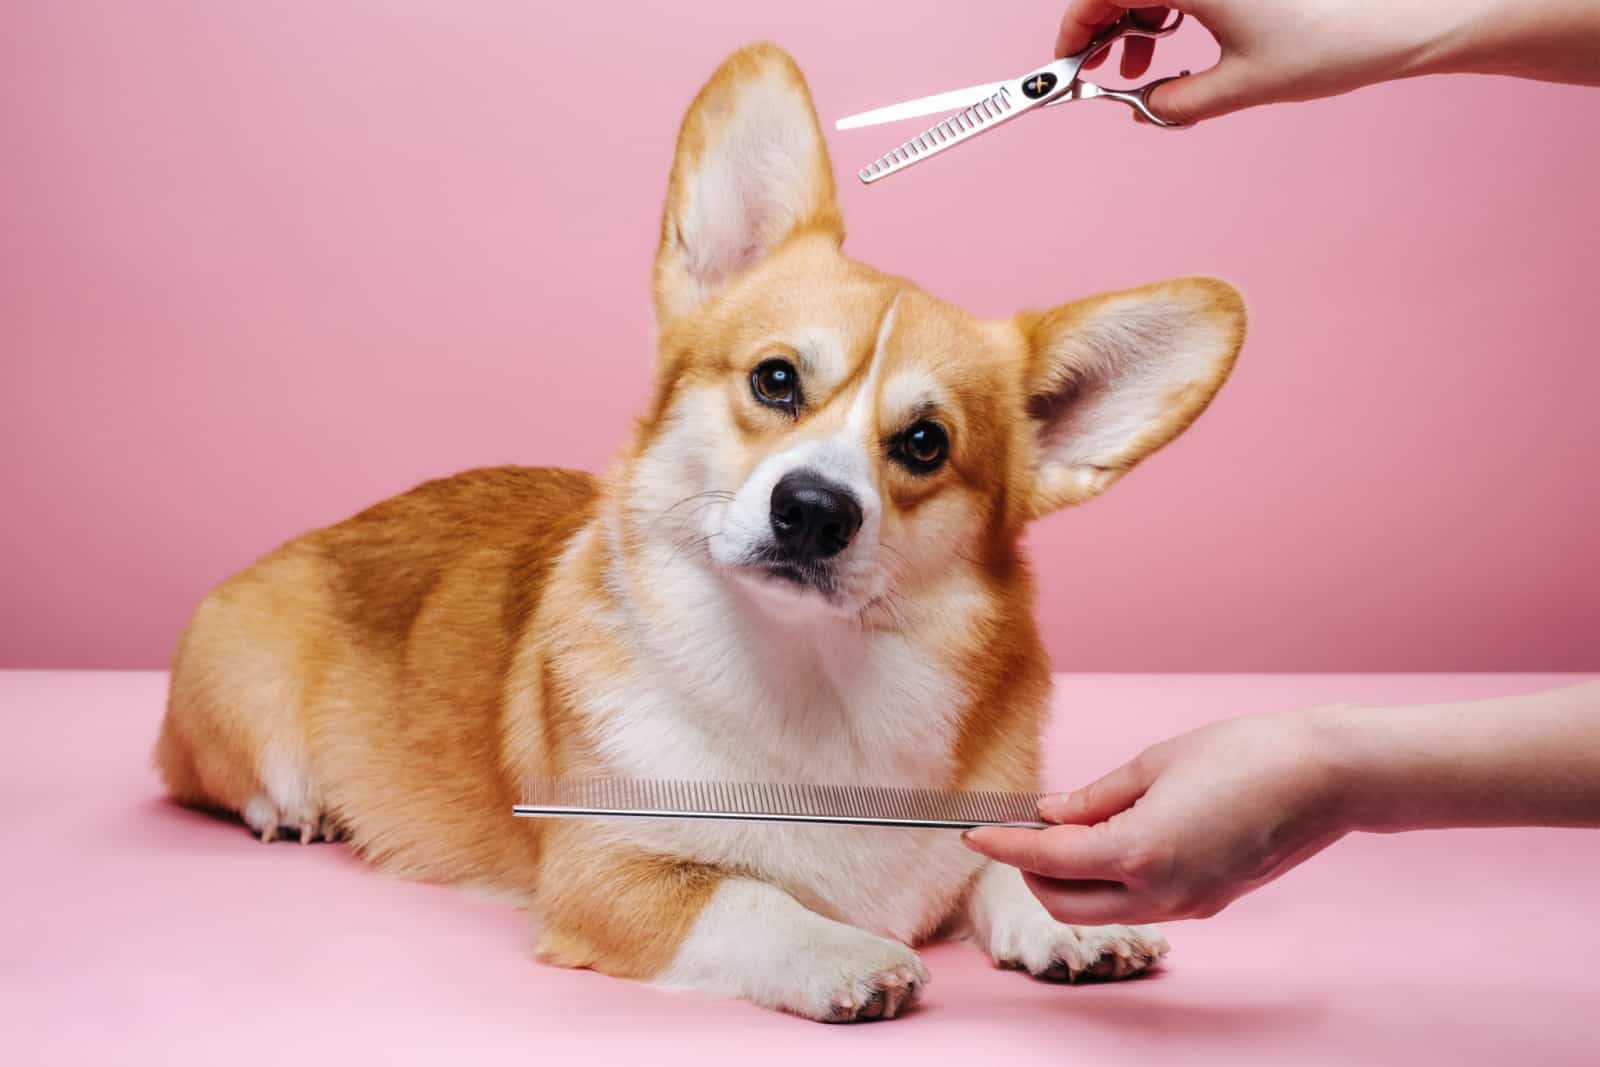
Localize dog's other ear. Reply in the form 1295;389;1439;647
1017;277;1246;516
654;43;843;328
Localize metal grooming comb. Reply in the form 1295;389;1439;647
516;777;1048;830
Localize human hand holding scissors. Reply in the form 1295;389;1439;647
835;10;1193;182
1055;0;1600;127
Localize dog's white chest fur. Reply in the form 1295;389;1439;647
571;543;986;941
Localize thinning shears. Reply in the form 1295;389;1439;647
835;11;1191;184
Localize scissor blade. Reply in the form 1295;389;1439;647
855;80;1037;184
834;80;1006;131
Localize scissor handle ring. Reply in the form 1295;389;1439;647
1130;72;1193;128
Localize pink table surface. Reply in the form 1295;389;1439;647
3;670;1597;1065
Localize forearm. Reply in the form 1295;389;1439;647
1421;0;1600;85
1323;681;1600;833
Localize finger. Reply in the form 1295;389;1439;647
1022;872;1175;926
961;823;1123;880
1121;7;1170;78
1144;57;1257;125
1054;0;1135;59
1038;755;1156;825
1130;5;1171;30
1120;35;1155;79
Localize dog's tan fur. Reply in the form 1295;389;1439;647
156;43;1245;1021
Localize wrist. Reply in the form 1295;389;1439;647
1407;0;1590;82
1300;702;1398;835
1294;684;1600;835
1383;0;1515;80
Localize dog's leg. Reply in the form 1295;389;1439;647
536;843;927;1022
657;877;929;1022
962;861;1168;982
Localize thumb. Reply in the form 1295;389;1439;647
961;822;1124;880
1039;752;1158;825
1145;57;1258;125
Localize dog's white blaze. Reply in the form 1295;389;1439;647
843;295;898;438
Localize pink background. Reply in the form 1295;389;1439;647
8;671;1599;1064
4;2;1598;671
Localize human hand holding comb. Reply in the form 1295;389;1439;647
965;708;1350;925
965;683;1600;925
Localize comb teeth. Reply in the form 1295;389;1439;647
518;777;1047;829
858;85;1019;184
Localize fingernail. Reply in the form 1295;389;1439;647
1037;794;1071;821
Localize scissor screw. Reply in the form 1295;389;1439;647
1022;72;1058;99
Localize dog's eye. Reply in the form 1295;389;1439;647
893;421;949;474
751;358;801;413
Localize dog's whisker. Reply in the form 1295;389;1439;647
660;498;729;545
646;491;736;532
659;530;719;576
856;584;912;632
638;495;736;560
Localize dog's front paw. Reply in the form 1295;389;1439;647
989;914;1168;983
796;930;930;1023
656;879;931;1023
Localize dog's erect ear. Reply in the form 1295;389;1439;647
1017;277;1246;516
654;43;843;328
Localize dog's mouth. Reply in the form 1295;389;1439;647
738;549;840;601
763;561;809;586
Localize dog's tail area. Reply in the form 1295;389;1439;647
152;708;204;804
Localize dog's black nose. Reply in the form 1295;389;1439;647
770;471;863;560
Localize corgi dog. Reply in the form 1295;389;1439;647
155;43;1244;1022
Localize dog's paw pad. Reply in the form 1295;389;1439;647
1051;924;1167;983
994;921;1168;984
820;960;927;1023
